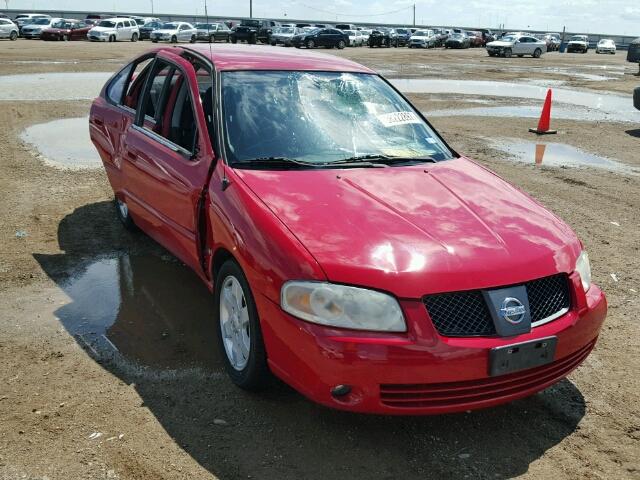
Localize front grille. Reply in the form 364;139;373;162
423;274;571;337
380;339;595;409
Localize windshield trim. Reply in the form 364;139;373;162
217;69;459;169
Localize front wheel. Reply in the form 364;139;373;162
171;35;177;43
306;39;315;49
337;40;345;49
504;48;512;58
62;34;69;41
230;36;237;44
190;35;196;43
10;31;18;41
115;198;137;231
215;259;270;390
131;32;138;42
533;48;542;58
109;35;116;43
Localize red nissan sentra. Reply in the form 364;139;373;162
89;45;606;414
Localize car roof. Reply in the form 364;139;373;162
181;44;375;73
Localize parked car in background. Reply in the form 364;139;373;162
634;86;640;110
0;18;18;40
14;13;50;35
445;32;470;49
394;28;412;46
544;33;561;51
85;14;110;24
270;26;298;46
486;34;546;58
359;29;371;43
41;19;91;41
231;19;278;44
88;17;140;42
409;29;437;48
433;28;450;47
150;22;196;43
567;35;589;53
368;28;397;48
479;28;495;44
195;22;232;42
20;17;62;38
126;16;160;26
596;39;616;54
89;44;607;415
139;20;162;40
343;30;365;47
467;31;484;47
292;28;347;49
335;23;357;31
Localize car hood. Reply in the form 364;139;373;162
90;26;115;33
569;40;587;44
153;29;179;34
235;158;581;297
487;40;514;47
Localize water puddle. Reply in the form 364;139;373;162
0;72;111;101
491;139;639;175
21;117;101;169
426;104;622;123
392;78;640;123
50;254;223;369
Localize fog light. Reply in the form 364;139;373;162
331;384;352;398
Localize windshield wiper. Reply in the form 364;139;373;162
335;154;437;165
234;156;386;169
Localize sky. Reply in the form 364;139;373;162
5;0;640;35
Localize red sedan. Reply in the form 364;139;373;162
41;19;91;41
89;45;606;414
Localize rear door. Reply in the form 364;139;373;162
121;51;215;274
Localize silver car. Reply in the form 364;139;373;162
21;17;63;38
270;26;298;46
486;34;547;58
195;22;231;42
0;18;18;40
151;22;197;43
409;29;436;48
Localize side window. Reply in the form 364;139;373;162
123;57;154;109
116;22;123;29
139;60;173;124
106;64;133;104
166;80;197;153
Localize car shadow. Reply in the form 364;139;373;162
34;201;587;480
625;128;640;138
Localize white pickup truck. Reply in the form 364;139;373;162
567;34;589;53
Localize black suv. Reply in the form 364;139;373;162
368;28;398;48
394;28;412;46
292;28;348;49
231;19;278;44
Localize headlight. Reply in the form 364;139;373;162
281;281;406;332
575;250;592;292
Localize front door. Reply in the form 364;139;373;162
121;51;215;274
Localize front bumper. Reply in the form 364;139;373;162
257;273;607;414
21;31;42;38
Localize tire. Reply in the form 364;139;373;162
214;259;270;390
131;32;138;42
190;35;196;43
210;35;215;43
171;35;177;43
533;48;542;58
306;39;315;49
115;198;136;231
504;48;512;58
337;40;345;49
151;39;158;43
109;35;115;43
270;40;276;46
249;34;256;45
517;54;524;57
231;36;237;44
62;34;69;41
10;31;18;41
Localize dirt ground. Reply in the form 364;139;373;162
0;40;639;480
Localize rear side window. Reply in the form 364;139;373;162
123;57;154;110
106;64;133;104
140;61;173;122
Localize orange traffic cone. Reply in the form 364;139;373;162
529;89;557;135
535;144;546;166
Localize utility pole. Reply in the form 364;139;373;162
413;4;416;26
150;0;154;14
250;0;252;18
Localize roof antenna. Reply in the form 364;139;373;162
205;0;212;56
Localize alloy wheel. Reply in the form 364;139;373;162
219;275;251;371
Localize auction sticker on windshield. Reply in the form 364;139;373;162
377;111;421;127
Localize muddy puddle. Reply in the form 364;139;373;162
50;253;223;370
20;117;101;169
0;72;111;101
393;78;640;123
426;104;621;123
491;139;639;175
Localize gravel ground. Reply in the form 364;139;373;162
0;40;638;480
